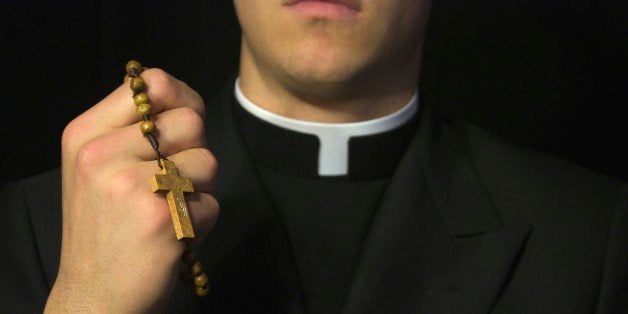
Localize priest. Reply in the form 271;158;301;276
1;0;627;313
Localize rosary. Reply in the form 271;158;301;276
125;60;210;297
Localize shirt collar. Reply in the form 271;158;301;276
234;78;419;176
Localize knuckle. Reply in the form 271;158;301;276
105;168;140;200
61;118;84;153
203;195;221;239
74;139;108;177
197;148;219;178
143;68;177;104
174;107;205;138
182;81;206;117
209;195;220;219
191;194;220;242
192;90;206;115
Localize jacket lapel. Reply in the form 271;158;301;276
343;106;531;314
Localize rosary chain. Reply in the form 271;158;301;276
126;64;167;169
125;60;210;296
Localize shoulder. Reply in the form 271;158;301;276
441;117;628;310
18;168;62;201
6;168;62;287
443;117;624;225
1;168;61;229
0;168;61;310
13;168;62;230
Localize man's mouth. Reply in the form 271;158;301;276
283;0;362;19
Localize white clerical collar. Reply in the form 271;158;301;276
234;78;419;176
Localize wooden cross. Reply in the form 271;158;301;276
150;159;195;240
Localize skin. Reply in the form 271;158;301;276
235;0;431;122
46;0;431;312
45;70;219;312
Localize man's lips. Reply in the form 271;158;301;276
283;0;362;19
284;0;361;11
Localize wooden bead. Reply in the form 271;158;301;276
194;273;209;287
140;120;155;134
195;285;210;297
125;60;143;75
130;76;146;93
136;103;152;117
190;261;204;276
134;92;149;106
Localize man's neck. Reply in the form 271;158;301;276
237;48;419;124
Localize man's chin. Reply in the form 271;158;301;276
284;62;363;84
282;72;365;102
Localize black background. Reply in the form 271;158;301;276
0;0;626;183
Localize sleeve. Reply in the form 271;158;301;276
0;182;51;312
596;184;628;313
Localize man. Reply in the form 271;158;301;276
1;0;626;313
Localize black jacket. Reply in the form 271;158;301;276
1;89;626;313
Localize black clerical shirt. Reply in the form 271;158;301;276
232;102;419;314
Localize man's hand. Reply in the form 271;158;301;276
45;69;219;312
